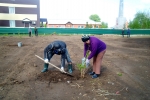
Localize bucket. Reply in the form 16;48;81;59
18;42;22;47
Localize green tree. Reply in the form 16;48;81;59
128;10;150;29
101;22;108;28
89;14;101;22
44;23;47;28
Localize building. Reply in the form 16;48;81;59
47;20;101;28
0;0;40;27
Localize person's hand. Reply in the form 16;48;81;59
60;67;65;73
82;57;86;61
86;59;90;64
82;57;86;65
44;58;48;63
86;59;90;68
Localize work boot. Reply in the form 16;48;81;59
41;63;48;72
68;64;73;74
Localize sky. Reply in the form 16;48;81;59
40;0;150;27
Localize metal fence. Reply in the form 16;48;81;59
0;28;150;35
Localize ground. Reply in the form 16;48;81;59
0;34;150;100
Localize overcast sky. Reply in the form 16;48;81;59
40;0;150;27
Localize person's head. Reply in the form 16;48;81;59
81;35;90;44
53;42;60;50
52;42;61;54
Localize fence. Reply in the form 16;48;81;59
0;28;150;35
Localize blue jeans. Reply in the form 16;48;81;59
61;49;72;67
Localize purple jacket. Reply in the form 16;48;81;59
84;36;106;60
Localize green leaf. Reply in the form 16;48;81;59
117;72;122;76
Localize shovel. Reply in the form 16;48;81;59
35;55;74;77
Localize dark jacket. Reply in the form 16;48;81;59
34;28;38;32
122;29;124;34
127;29;130;34
44;41;66;59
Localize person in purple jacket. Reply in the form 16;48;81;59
81;35;106;79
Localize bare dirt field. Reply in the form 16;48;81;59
0;34;150;100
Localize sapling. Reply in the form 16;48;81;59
77;50;90;78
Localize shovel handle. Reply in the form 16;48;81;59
35;55;67;73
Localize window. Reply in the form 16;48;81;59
32;21;36;25
9;7;15;14
9;20;15;27
78;26;80;28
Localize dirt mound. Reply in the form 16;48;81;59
37;70;81;83
36;65;92;83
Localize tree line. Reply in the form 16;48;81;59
128;10;150;29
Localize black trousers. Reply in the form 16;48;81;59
29;32;31;37
35;31;38;36
61;49;72;67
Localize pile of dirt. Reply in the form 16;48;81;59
37;70;79;83
36;66;92;83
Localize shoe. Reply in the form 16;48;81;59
89;72;95;75
92;74;99;79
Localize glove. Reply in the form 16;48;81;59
60;67;64;73
44;58;48;63
86;59;90;64
82;57;86;65
86;59;90;68
82;57;86;61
